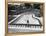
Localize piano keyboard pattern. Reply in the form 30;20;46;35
8;24;43;32
9;24;42;28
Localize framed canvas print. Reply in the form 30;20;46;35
5;0;44;36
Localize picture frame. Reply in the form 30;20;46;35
5;0;45;36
